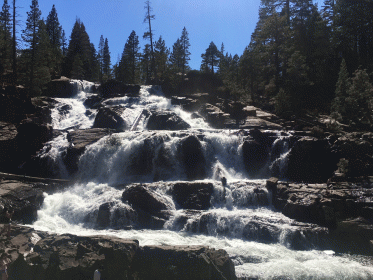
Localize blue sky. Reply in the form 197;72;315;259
19;0;319;70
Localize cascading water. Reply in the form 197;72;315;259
33;82;373;279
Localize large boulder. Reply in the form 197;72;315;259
7;227;139;280
180;135;206;180
65;128;111;174
0;179;46;224
332;133;373;177
5;225;237;280
100;80;140;98
0;121;18;173
242;139;269;177
93;106;127;131
0;88;35;122
122;184;174;229
199;104;229;128
172;182;214;210
286;137;336;183
43;76;74;97
146;110;191;130
131;245;236;280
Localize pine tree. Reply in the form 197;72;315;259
345;68;373;126
331;58;350;119
98;35;104;81
0;0;12;71
118;30;140;83
180;27;190;78
201;41;220;74
141;43;151;83
46;4;63;77
63;19;98;81
103;38;111;80
154;36;168;80
21;0;41;92
61;29;67;56
169;38;182;72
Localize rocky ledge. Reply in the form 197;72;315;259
268;177;373;255
1;225;236;280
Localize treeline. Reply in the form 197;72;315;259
1;0;372;127
0;0;108;95
235;0;373;125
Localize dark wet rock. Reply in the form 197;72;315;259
0;122;18;173
43;76;74;97
0;89;35;123
146;110;191;130
3;225;236;280
328;217;373;255
14;119;54;172
286;137;337;183
122;184;172;212
242;139;269;177
122;184;173;229
273;179;373;229
7;226;139;280
331;133;373;178
100;80;140;98
180;135;206;180
0;179;46;224
199;103;229;128
131;245;236;280
65;128;111;174
172;182;214;210
96;202;114;228
127;136;164;177
83;94;103;109
93;106;127;131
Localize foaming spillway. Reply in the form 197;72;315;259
33;81;373;279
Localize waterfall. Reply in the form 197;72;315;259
33;83;373;280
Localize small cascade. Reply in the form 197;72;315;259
269;132;293;178
32;82;373;279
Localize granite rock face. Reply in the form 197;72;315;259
2;225;237;280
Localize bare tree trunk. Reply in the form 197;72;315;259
12;0;16;85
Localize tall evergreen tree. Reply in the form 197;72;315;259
63;19;98;81
118;30;140;83
98;35;104;81
61;29;67;56
154;36;168;80
201;41;220;74
103;38;111;80
46;4;63;77
331;58;350;119
21;0;41;92
169;38;182;72
0;0;12;72
180;27;190;78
